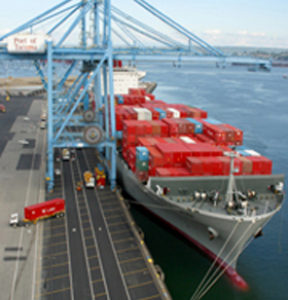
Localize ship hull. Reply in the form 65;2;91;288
117;156;283;289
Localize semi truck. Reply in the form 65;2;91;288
9;198;65;227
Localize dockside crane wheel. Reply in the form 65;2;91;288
83;126;103;145
83;109;95;122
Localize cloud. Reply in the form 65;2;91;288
0;28;11;37
204;29;222;35
201;29;288;48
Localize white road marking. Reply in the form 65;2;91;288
31;116;46;300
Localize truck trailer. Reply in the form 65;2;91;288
9;198;65;227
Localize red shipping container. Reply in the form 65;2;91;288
138;137;158;146
156;143;191;165
171;104;196;118
218;157;230;175
233;158;243;175
162;118;179;136
222;124;243;145
187;107;208;118
185;157;203;175
123;120;137;134
129;88;146;96
155;168;171;177
163;118;194;136
150;108;160;120
217;157;243;175
147;146;164;165
149;100;166;105
238;156;253;175
150;120;169;137
199;157;224;175
155;168;190;177
203;123;227;144
124;107;138;120
24;198;65;221
195;133;215;145
147;146;165;175
246;156;272;175
140;106;160;120
146;93;156;101
168;104;188;118
126;147;136;171
185;144;223;157
177;119;195;135
217;124;235;143
122;133;137;146
135;170;149;182
161;137;177;143
155;107;173;118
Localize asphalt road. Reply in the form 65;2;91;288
63;161;92;299
78;157;130;300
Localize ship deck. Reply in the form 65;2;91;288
147;175;283;218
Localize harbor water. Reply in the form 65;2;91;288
130;62;288;300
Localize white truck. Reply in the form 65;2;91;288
62;148;70;160
84;171;95;188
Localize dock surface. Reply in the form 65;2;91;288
38;148;169;299
0;93;170;300
0;95;46;300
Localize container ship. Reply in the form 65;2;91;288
111;79;284;289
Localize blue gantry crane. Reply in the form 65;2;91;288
0;0;271;191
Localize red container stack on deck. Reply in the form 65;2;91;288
246;156;272;175
156;143;192;165
117;89;272;179
162;118;195;136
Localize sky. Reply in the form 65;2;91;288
0;0;287;49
